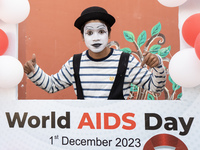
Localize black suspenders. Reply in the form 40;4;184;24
73;54;84;99
73;52;130;100
108;52;129;100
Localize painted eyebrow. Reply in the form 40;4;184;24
85;24;106;30
97;24;106;29
85;26;94;29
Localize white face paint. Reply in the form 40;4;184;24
83;22;109;53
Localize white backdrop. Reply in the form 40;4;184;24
0;0;200;149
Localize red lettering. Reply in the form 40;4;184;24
104;113;120;129
122;113;136;130
96;113;101;129
78;112;136;130
78;113;95;129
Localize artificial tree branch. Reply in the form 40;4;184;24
144;33;166;52
133;41;143;62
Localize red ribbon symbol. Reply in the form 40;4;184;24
143;134;188;150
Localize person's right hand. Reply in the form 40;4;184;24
24;54;36;74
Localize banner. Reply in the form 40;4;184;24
0;98;199;150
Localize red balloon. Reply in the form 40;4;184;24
195;33;200;60
0;29;9;56
182;13;200;47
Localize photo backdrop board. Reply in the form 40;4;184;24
1;1;200;149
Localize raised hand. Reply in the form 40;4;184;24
24;54;36;74
141;52;160;68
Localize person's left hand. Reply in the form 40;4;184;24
141;52;160;68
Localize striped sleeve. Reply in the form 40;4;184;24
127;55;166;93
27;59;73;93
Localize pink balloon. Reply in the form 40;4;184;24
182;13;200;47
195;33;200;60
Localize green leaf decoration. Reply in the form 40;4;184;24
120;47;132;54
147;93;155;100
130;83;134;92
137;30;147;48
123;31;135;42
130;83;138;92
177;93;182;99
168;75;174;84
169;75;181;91
149;45;161;54
133;84;138;92
158;46;171;58
172;83;181;91
151;22;161;36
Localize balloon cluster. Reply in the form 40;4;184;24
0;0;30;88
157;0;200;88
169;13;200;88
